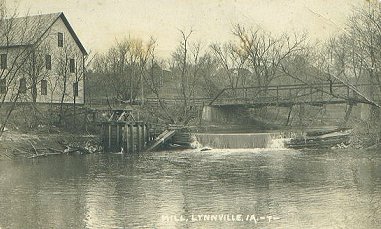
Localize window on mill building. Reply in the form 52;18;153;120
73;81;78;97
0;78;6;94
19;78;27;94
41;80;47;95
45;55;51;70
0;54;7;69
58;32;64;47
69;58;75;73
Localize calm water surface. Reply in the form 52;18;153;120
0;147;380;228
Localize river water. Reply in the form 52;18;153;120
0;146;380;228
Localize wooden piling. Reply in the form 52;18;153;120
108;124;112;151
147;124;152;141
143;123;147;148
116;123;120;151
101;123;105;147
129;124;134;153
141;123;144;150
137;123;141;152
101;123;104;143
101;117;154;153
125;123;129;154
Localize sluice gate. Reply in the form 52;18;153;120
101;121;153;153
100;109;155;153
100;110;193;152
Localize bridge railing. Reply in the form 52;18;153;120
86;83;379;108
144;97;212;107
209;83;376;106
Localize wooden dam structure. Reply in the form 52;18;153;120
100;109;154;153
100;109;192;153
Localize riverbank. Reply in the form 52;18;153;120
0;129;100;160
0;103;103;159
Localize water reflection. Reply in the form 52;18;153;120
0;148;380;228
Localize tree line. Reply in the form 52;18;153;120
89;3;381;126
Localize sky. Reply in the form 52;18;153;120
5;0;368;58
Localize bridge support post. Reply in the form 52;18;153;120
201;106;227;122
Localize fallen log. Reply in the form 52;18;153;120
285;129;351;149
58;140;98;154
28;152;63;159
27;142;98;159
306;127;351;137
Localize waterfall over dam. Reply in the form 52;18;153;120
195;133;286;149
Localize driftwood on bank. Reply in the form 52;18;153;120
27;140;100;159
305;127;351;137
285;128;352;149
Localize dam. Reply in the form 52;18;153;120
195;132;286;149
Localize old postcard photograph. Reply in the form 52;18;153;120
0;0;380;228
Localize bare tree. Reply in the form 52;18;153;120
0;7;49;136
314;3;381;123
210;42;248;89
142;30;216;125
52;38;87;127
347;4;381;113
232;24;307;90
92;36;155;103
142;45;177;123
168;30;210;124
